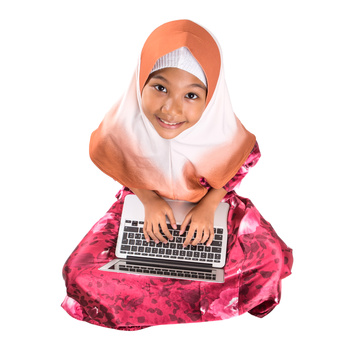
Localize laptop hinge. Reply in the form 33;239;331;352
126;255;213;270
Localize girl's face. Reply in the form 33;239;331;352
141;67;207;139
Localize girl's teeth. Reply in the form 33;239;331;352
160;118;180;125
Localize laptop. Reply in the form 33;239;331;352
99;194;229;283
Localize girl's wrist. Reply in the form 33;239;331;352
129;187;161;205
199;187;227;209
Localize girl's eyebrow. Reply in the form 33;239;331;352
150;74;168;83
190;83;207;91
150;74;206;91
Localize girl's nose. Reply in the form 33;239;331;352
161;97;182;117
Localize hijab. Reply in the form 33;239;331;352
89;20;256;203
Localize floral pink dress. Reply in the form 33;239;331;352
61;143;293;331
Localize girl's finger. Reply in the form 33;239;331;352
153;224;169;243
201;230;210;244
144;224;160;244
143;223;150;242
183;224;196;247
180;212;192;235
191;228;203;246
165;208;177;230
206;230;215;246
160;222;173;241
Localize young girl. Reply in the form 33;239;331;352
62;20;293;331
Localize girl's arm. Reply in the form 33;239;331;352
129;187;177;244
180;187;227;247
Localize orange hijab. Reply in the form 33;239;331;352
89;20;256;202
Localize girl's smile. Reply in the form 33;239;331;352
156;116;185;129
141;67;207;139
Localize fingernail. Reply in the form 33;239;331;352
173;224;177;229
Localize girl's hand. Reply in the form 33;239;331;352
129;188;177;244
180;187;227;247
180;202;216;247
143;194;177;244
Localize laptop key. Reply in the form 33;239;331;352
121;245;130;251
124;226;138;232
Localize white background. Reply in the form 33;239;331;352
1;0;337;354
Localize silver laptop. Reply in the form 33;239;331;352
99;194;229;283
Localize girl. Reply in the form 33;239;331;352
62;20;293;331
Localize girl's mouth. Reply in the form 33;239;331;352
156;116;185;129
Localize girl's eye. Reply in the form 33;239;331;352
186;92;198;100
154;85;167;93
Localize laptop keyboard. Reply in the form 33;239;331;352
119;220;224;264
116;263;217;281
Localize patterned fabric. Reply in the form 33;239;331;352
61;144;293;331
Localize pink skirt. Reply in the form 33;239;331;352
61;188;293;331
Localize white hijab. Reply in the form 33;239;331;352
89;20;256;202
